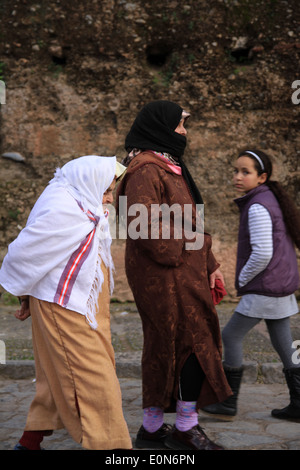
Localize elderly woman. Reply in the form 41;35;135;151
0;155;132;450
117;101;231;450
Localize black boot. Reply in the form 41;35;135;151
271;367;300;421
201;365;243;417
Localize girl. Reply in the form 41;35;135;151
0;155;132;450
117;100;231;450
203;149;300;420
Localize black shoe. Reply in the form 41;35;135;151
164;425;224;450
271;404;300;421
201;401;237;417
202;365;243;417
271;367;300;421
135;423;172;449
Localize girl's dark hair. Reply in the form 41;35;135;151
238;148;300;250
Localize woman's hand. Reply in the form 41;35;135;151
209;268;225;289
15;297;31;321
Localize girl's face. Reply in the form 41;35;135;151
174;119;187;136
102;178;116;206
233;156;267;194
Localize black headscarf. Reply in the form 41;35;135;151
125;100;204;205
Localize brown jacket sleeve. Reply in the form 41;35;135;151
206;234;220;275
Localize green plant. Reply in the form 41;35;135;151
226;0;280;29
1;292;19;306
48;63;64;78
0;62;5;81
8;209;20;221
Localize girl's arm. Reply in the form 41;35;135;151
238;204;273;287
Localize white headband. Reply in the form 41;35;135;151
245;151;265;171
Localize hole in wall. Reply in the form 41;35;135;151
51;55;67;66
230;46;253;62
146;43;172;67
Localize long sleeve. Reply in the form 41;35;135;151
238;203;273;287
206;235;220;275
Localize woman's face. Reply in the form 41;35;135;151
102;178;116;206
174;119;187;136
233;156;267;194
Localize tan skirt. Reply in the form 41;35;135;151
25;265;132;450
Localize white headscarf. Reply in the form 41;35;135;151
0;155;120;329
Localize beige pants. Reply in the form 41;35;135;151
25;267;132;450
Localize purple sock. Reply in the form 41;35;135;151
175;400;198;432
143;406;164;433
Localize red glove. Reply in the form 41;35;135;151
211;279;227;305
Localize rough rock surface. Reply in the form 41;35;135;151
0;0;299;300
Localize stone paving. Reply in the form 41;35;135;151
1;300;300;451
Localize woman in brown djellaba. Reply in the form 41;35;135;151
117;101;232;450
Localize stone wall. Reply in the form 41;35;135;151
0;0;299;300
